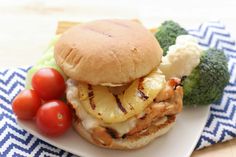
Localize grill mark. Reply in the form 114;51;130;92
105;127;119;139
113;94;127;114
137;77;149;101
88;85;96;110
128;103;135;110
107;20;130;28
137;90;149;101
60;48;73;65
121;134;127;139
139;113;147;120
138;77;145;90
82;27;112;38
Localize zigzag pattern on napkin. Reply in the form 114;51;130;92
0;68;74;157
188;21;236;149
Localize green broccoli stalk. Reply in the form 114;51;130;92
155;20;188;56
182;48;230;105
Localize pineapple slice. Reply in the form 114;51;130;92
77;70;166;123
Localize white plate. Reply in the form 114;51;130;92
17;105;210;157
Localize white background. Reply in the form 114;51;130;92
0;0;236;68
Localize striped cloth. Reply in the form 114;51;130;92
188;22;236;149
0;22;235;156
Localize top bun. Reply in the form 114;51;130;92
54;19;163;85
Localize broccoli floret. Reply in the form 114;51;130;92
182;48;230;105
155;20;188;56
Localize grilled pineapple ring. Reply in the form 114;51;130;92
77;70;166;123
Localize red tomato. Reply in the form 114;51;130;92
36;100;72;137
32;68;66;100
12;89;42;120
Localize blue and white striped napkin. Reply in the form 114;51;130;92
0;22;235;156
188;22;236;149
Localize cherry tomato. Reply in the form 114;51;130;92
36;100;72;137
32;68;66;100
12;89;42;120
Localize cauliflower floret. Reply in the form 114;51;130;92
160;35;202;80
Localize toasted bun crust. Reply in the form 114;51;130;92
54;19;163;85
73;115;175;150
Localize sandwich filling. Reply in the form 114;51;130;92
67;70;183;145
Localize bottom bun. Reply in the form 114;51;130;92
73;115;176;150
